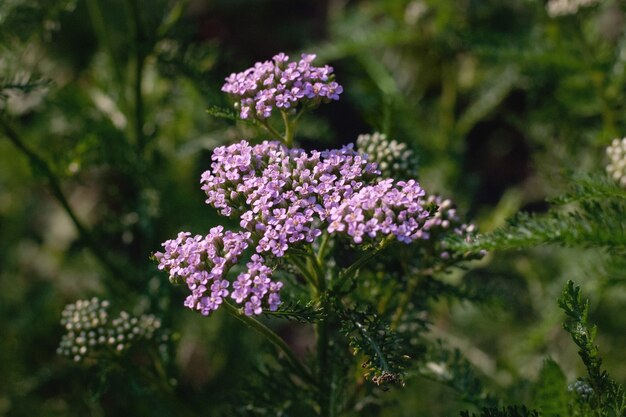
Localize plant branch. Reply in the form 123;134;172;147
288;254;319;290
129;0;147;153
335;236;394;292
390;272;421;330
281;110;295;147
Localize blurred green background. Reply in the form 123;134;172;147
1;0;626;415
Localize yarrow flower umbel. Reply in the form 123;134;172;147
156;140;435;317
222;53;343;120
57;298;164;362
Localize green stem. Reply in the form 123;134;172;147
134;47;146;151
222;300;314;384
157;0;189;38
306;246;326;291
129;0;147;153
289;255;319;290
335;236;394;291
293;106;307;123
316;232;330;265
281;110;294;147
308;233;333;416
390;273;420;331
317;310;331;417
314;274;331;415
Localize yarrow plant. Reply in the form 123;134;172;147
155;140;433;316
57;298;166;362
154;52;480;414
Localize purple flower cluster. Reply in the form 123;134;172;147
201;140;431;250
222;53;343;120
155;227;282;316
157;140;434;316
327;179;427;244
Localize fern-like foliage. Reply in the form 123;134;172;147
262;300;326;323
558;280;626;416
205;105;239;122
532;359;569;417
448;173;626;252
232;359;318;417
459;406;540;417
340;307;408;388
549;174;626;205
418;340;497;409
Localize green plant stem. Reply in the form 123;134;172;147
222;300;314;384
309;232;335;416
390;273;421;331
157;0;189;38
317;311;331;417
128;0;147;153
134;49;146;151
335;236;394;291
306;246;326;289
281;110;295;147
314;275;331;416
288;255;319;290
316;232;331;264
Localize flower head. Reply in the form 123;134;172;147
222;53;342;120
159;139;439;316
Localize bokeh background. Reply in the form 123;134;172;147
1;0;626;415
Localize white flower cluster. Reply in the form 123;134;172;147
356;132;418;180
546;0;599;17
57;297;165;362
606;137;626;188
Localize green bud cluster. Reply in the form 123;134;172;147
356;132;419;180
